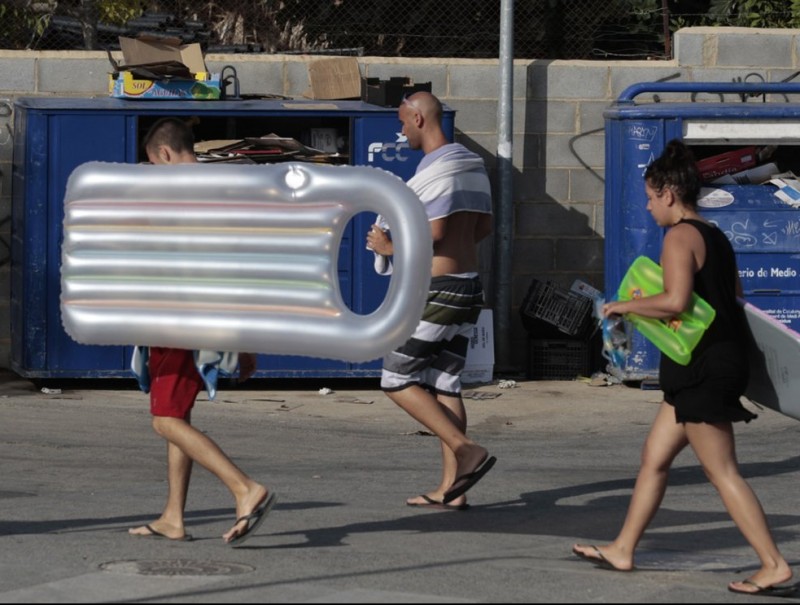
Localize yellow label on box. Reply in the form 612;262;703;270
109;72;221;100
121;73;156;96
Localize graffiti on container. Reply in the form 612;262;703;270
625;122;657;142
762;230;779;246
785;220;800;237
723;220;758;248
709;216;800;250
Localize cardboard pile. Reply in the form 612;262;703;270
193;134;348;164
108;36;221;100
698;145;784;187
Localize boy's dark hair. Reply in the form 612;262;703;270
142;117;194;156
644;139;702;207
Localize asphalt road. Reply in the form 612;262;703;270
0;370;798;603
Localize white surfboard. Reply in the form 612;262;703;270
741;298;800;422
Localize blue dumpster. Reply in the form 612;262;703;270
604;82;800;381
11;97;454;379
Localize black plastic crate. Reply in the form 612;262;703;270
520;279;594;339
527;339;592;380
360;76;432;107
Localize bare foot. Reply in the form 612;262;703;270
222;483;270;543
572;544;634;572
454;445;489;481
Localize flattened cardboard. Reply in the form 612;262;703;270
303;57;361;100
117;36;207;76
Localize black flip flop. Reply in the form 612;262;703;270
728;579;798;598
131;524;193;542
228;492;277;547
406;494;470;511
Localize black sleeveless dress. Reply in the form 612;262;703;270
658;219;757;424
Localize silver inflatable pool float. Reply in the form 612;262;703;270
61;161;432;362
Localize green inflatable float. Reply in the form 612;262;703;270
617;256;716;366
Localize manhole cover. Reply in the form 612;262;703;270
100;559;255;577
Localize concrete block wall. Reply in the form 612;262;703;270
1;27;799;377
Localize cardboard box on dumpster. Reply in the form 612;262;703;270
302;57;361;100
696;146;757;181
462;309;495;384
108;36;221;100
361;76;432;107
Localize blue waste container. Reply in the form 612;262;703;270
604;81;800;382
11;97;454;379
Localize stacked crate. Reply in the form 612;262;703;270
520;279;597;380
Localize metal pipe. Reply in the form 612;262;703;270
616;81;800;104
493;0;514;372
662;0;671;58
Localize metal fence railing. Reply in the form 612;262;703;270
1;1;798;60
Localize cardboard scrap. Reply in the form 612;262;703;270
303;57;361;100
769;173;800;207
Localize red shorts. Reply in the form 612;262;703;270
148;347;204;419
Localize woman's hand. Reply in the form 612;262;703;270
602;300;628;318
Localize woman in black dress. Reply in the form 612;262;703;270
572;140;793;596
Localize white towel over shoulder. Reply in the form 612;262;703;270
407;144;492;219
